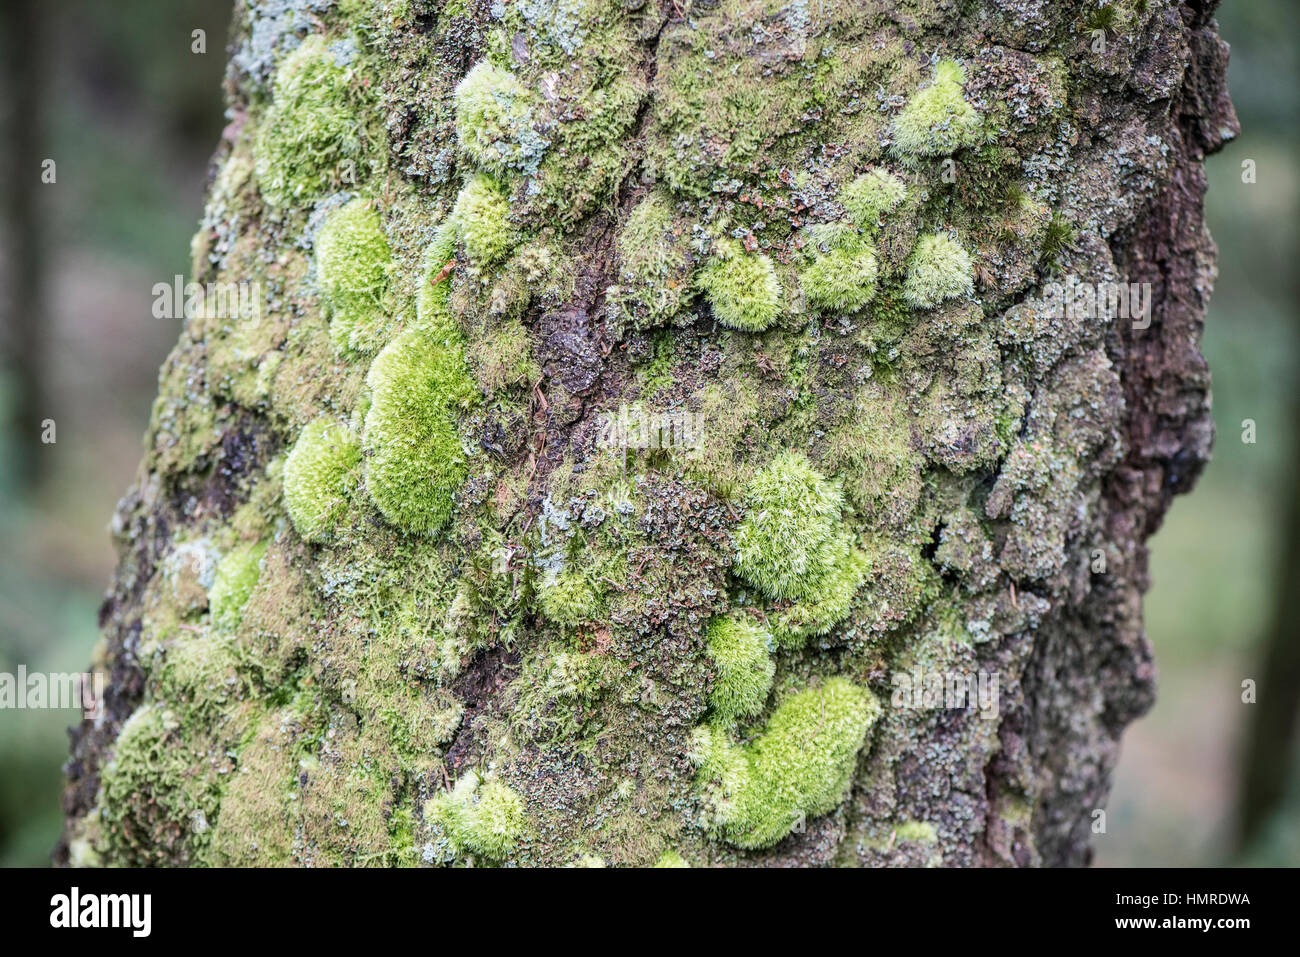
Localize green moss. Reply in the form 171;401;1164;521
615;192;693;329
770;544;871;645
363;325;476;535
537;569;604;629
841;169;908;231
253;35;375;209
890;59;983;161
1039;212;1075;271
315;197;391;353
454;60;546;177
284;418;361;543
446;174;518;272
424;773;527;861
732;452;868;646
895;820;938;843
691;678;880;849
704;612;774;725
98;705;224;866
472;320;540;393
209;542;268;632
697;239;782;332
153;632;243;717
654;849;690;867
799;225;880;314
902;233;974;309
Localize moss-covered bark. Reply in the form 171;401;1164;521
59;0;1236;867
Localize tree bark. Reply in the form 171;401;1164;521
59;0;1236;867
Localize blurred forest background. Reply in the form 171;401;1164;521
0;1;1295;866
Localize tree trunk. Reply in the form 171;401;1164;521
59;0;1236;868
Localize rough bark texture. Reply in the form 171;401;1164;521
59;0;1236;867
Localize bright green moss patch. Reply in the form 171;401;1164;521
691;677;880;849
425;773;527;861
253;35;375;209
891;59;983;161
654;849;690;867
842;168;908;232
454;60;546;177
315;198;391;352
697;240;781;332
704;612;774;724
284;418;361;543
537;569;604;629
446;174;517;272
770;544;870;645
363;326;476;536
903;233;975;309
209;542;267;632
799;225;880;314
895;820;938;843
732;453;867;644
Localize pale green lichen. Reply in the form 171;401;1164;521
704;612;774;724
890;59;983;160
903;233;975;309
691;678;880;849
209;542;267;632
363;325;476;535
799;225;880;314
841;168;908;230
454;60;547;177
315;197;391;352
424;773;527;861
283;418;361;543
732;452;868;644
697;239;781;332
253;34;374;209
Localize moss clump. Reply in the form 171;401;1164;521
770;545;871;644
903;233;974;309
615;192;692;329
841;169;907;230
363;325;476;535
444;174;518;272
654;849;690;867
691;678;880;849
284;418;361;543
732;453;868;644
209;542;267;632
704;612;774;724
253;35;374;209
315;198;391;352
697;239;782;332
537;570;603;629
454;60;546;177
98;705;222;866
890;59;982;161
425;773;527;861
799;225;880;314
